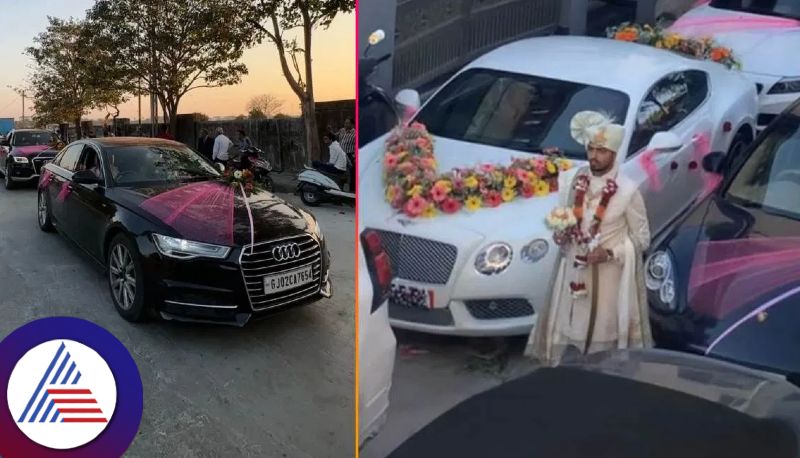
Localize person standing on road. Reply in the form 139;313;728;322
198;128;214;160
237;129;253;149
212;127;233;164
313;132;348;176
338;117;356;192
526;111;652;366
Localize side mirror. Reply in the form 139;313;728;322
0;139;9;147
72;170;102;185
395;89;421;113
647;131;683;153
215;162;225;172
702;151;725;174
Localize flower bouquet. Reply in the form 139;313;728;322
222;168;259;196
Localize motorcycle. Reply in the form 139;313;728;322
230;146;274;193
296;154;354;206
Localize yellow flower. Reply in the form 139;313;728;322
385;186;396;202
422;203;438;218
558;159;572;171
492;171;503;182
546;161;557;174
465;195;482;211
535;180;550;197
501;187;516;202
464;175;479;189
434;180;453;192
503;176;517;188
407;184;424;198
527;171;539;183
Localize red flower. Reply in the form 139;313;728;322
441;197;462;214
521;184;535;198
403;196;428;217
485;190;502;208
430;184;449;202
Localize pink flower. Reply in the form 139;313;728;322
441;197;462;214
453;178;465;191
430;184;449;202
521;184;535;198
533;159;547;175
416;137;430;149
403;196;428;217
421;157;436;170
485;190;502;208
480;163;495;174
515;168;529;183
384;154;399;169
411;122;426;131
423;169;437;181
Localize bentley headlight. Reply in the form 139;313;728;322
152;234;230;260
768;77;800;94
13;156;29;163
521;239;549;263
645;250;677;311
475;242;512;275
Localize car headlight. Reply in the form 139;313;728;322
645;250;677;311
768;77;800;94
13;156;29;163
312;219;324;242
521;239;549;263
152;234;231;260
475;242;513;275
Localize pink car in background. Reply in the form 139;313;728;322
671;0;800;129
0;129;60;189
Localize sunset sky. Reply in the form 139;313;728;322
0;0;355;122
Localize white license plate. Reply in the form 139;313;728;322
390;280;435;310
263;265;314;294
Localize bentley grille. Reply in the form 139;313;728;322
239;234;322;311
373;230;457;285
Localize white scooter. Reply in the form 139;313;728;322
296;155;355;206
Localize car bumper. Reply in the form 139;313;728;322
746;73;800;129
389;299;537;337
6;163;39;182
137;233;332;326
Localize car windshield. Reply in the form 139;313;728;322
105;144;220;185
725;106;800;220
413;68;630;159
12;131;56;147
710;0;800;20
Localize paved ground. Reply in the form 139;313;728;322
0;174;355;457
361;332;537;457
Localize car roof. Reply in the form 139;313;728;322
463;35;714;94
9;129;53;133
83;137;185;149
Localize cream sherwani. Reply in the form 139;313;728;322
526;164;652;366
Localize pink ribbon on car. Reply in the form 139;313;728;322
670;15;800;35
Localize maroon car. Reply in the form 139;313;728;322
0;129;60;189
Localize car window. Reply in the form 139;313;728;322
75;146;104;180
414;68;630;159
358;91;399;148
710;0;800;19
629;71;709;155
57;144;84;172
105;144;219;185
726;111;800;220
11;131;56;147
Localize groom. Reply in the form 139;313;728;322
527;112;652;366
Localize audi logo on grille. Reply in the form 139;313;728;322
272;243;301;261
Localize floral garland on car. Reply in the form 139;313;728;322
383;122;573;218
606;22;742;70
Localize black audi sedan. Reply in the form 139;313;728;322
647;99;800;377
37;138;331;326
0;129;60;189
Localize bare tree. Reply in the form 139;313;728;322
247;94;284;119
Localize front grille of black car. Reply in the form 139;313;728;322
372;230;458;284
239;234;322;312
464;298;535;320
32;152;56;174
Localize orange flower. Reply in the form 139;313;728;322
709;47;730;61
614;30;638;42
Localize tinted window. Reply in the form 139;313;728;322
629;71;709;155
105;144;219;185
57;144;84;172
726;111;800;220
710;0;800;19
11;131;56;147
76;146;104;180
414;69;630;159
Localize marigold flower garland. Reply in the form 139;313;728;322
606;22;741;70
383;122;573;218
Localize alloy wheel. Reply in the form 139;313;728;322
109;244;137;311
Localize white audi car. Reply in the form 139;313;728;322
670;0;800;129
358;35;758;336
358;220;396;446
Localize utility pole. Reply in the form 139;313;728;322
6;86;26;125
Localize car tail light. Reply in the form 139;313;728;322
361;230;393;312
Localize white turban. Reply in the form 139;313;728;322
570;111;625;154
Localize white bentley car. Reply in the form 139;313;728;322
671;0;800;129
359;35;758;336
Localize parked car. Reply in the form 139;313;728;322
359;35;758;337
0;128;60;189
648;98;800;377
358;224;395;447
37;137;331;325
388;349;800;458
670;0;800;129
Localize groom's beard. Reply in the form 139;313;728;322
590;162;613;175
